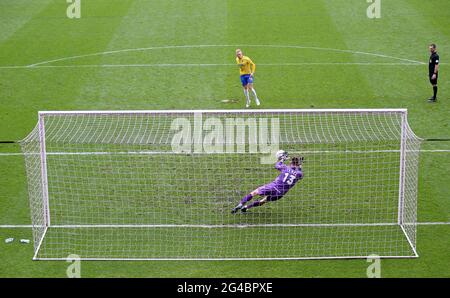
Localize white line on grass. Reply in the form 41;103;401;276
0;44;428;69
25;44;427;67
1;149;450;156
415;222;450;225
0;222;449;228
0;62;434;69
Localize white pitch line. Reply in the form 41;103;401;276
0;62;432;69
1;149;450;156
415;222;450;225
25;44;426;67
0;222;448;228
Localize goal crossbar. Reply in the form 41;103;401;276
39;108;408;116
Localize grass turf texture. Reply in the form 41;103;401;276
0;0;449;276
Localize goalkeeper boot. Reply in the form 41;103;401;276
240;206;248;213
231;204;242;214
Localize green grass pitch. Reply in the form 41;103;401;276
0;0;449;277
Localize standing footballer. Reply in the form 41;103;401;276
428;43;440;103
236;49;261;108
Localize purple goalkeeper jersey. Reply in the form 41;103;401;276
257;162;303;200
272;161;303;192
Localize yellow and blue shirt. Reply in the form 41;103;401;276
236;55;256;76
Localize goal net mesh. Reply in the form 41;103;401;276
20;110;421;260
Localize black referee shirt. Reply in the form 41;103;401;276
429;52;440;75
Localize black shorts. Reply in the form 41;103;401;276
429;73;438;85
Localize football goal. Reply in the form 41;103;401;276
20;109;421;260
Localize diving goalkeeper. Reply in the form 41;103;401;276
231;151;304;213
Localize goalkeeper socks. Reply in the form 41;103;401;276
240;193;253;204
247;200;261;209
433;86;438;99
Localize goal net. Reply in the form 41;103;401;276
20;109;421;260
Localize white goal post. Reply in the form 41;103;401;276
20;109;421;260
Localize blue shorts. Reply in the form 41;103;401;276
240;74;254;86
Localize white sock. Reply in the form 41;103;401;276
244;89;250;106
251;88;258;99
251;88;260;104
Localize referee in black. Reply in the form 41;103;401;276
428;43;440;102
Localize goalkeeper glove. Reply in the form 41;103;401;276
278;152;288;162
299;156;304;164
